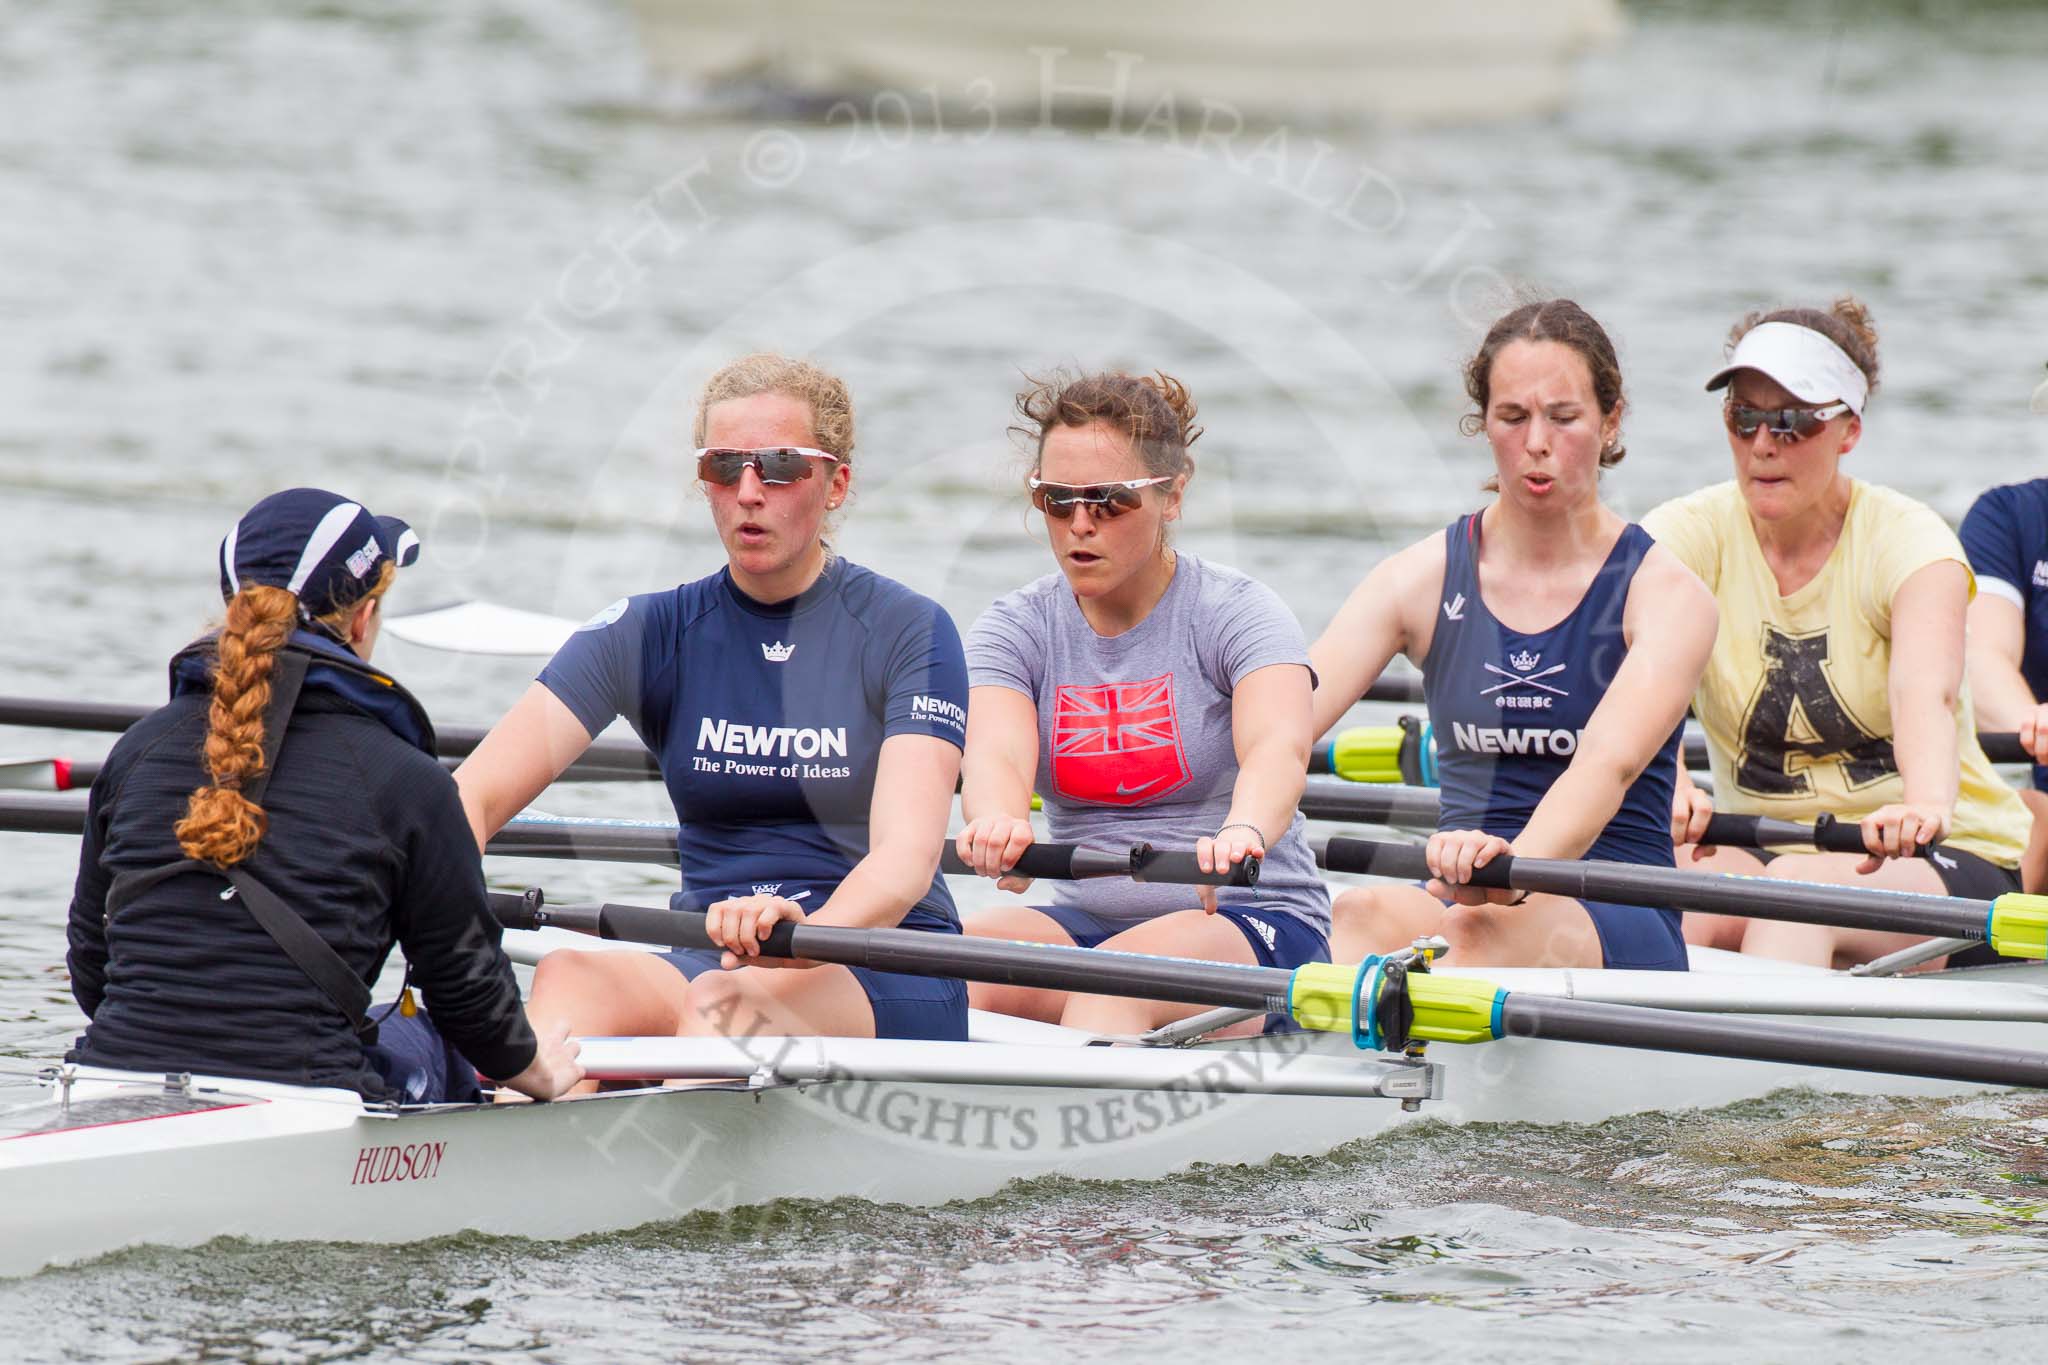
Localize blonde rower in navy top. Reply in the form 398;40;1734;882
456;355;970;1091
1310;300;1717;970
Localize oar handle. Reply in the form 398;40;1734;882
943;842;1258;886
1700;812;1873;855
1981;732;2027;765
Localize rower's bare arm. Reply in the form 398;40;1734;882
451;683;596;849
960;685;1038;820
957;685;1041;886
1965;591;2042;740
1308;534;1443;738
1518;547;1716;861
1883;559;1969;834
1889;561;1967;806
1224;662;1313;849
810;733;961;929
1195;662;1315;907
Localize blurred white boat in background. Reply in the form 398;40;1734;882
626;0;1627;124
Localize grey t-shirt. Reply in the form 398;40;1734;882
965;552;1330;933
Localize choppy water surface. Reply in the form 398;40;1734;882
5;0;2048;1358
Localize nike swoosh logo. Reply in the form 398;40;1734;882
1115;777;1166;796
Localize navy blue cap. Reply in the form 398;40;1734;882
218;488;421;616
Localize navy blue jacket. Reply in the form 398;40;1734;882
67;642;536;1097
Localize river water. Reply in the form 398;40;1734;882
4;0;2048;1358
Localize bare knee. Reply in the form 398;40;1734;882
1437;904;1506;959
529;950;612;1014
680;969;754;1033
1330;885;1444;962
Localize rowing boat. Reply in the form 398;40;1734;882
7;683;2047;1279
5;939;2043;1280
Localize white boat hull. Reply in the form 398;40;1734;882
7;973;2043;1280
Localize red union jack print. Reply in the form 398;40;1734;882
1050;674;1191;806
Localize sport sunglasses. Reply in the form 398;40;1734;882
694;446;841;485
1027;475;1173;519
1723;401;1852;443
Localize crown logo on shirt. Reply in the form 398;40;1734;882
762;640;795;662
1508;648;1541;673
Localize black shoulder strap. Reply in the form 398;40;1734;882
220;865;377;1041
239;648;308;809
106;860;379;1043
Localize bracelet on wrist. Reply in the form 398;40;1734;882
1214;822;1264;845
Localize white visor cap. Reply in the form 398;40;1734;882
1705;321;1870;416
2031;371;2048;415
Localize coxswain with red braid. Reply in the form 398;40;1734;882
67;489;582;1102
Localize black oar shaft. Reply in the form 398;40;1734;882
0;792;91;834
498;891;2048;1090
0;695;658;777
0;698;147;733
1361;674;1424;705
1299;780;1440;827
492;893;1291;1012
1503;994;2048;1088
1319;837;1991;942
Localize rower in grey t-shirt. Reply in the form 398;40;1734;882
964;552;1332;936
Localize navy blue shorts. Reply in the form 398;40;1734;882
1415;882;1688;971
1031;902;1330;1034
366;1006;485;1105
1580;900;1688;971
1033;902;1330;970
659;883;966;1042
659;948;967;1041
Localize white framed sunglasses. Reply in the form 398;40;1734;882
1026;475;1173;519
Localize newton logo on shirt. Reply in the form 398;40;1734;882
696;718;849;759
910;695;967;731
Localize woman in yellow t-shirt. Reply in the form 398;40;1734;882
1641;297;2031;970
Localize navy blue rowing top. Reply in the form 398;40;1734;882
538;559;969;930
1422;514;1681;867
1959;478;2048;789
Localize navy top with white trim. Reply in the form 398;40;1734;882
538;559;969;929
1423;513;1682;867
1959;477;2048;788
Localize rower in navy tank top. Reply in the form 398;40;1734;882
1960;476;2048;793
1309;300;1717;972
1427;513;1682;871
1423;512;1688;964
